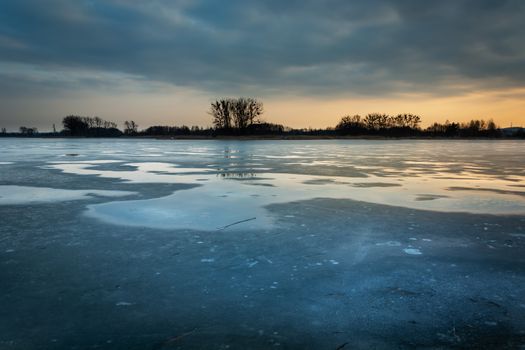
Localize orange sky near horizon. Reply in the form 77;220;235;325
267;88;525;129
3;86;525;131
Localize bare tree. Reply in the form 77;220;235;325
124;120;138;135
246;98;263;126
232;97;249;129
210;98;233;129
210;97;263;130
364;113;384;130
93;117;103;128
487;119;497;133
336;115;362;128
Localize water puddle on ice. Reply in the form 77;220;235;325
40;160;525;231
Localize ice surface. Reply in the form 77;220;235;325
2;138;525;349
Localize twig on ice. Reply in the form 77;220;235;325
217;217;256;230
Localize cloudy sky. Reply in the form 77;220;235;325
1;0;524;130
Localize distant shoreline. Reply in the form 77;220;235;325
152;135;524;141
9;115;523;139
1;135;523;141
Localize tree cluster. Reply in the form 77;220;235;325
425;119;499;137
62;115;121;137
336;113;422;136
18;126;39;136
209;98;263;131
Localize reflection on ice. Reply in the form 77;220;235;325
42;159;525;231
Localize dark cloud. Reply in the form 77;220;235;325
0;0;524;97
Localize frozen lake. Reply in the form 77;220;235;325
1;138;525;349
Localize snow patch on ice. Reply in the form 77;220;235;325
47;160;121;164
115;302;133;306
0;185;135;205
403;248;423;255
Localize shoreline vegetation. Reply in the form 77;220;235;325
2;97;524;139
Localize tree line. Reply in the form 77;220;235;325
1;97;523;138
425;119;500;137
335;113;422;136
333;114;503;137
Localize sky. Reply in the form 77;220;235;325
0;0;524;131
